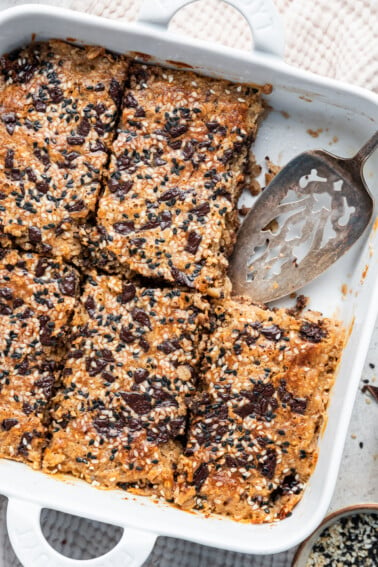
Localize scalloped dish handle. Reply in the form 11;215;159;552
7;498;157;567
137;0;284;57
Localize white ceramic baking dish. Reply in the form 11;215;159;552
0;2;377;566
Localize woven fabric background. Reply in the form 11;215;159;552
0;0;376;565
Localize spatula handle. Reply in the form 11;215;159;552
352;130;378;167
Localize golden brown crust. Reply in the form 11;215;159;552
0;249;79;467
174;298;345;522
0;41;347;525
88;63;264;296
0;41;129;260
43;273;209;498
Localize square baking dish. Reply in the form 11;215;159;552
0;2;377;566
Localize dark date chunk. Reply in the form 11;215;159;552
158;339;181;354
171;267;194;288
260;324;283;341
185;231;201;254
59;273;77;297
120;283;136;304
190;202;210;217
169;124;188;138
84;296;96;318
85;357;108;377
66;136;85;146
123;92;138;108
120;327;135;343
132;308;151;329
67;199;85;213
258;448;277;479
133;368;149;384
0;287;13;300
1;418;18;431
109;79;122;105
193;463;209;491
158;187;185;202
113;221;135;235
28;226;42;244
120;392;152;415
300;321;327;343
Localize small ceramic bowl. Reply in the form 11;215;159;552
292;504;378;567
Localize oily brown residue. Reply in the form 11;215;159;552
341;283;348;296
66;37;77;43
360;265;369;284
264;157;281;185
129;51;153;61
280;110;290;119
307;128;323;138
299;95;313;102
166;60;194;69
31;33;36;42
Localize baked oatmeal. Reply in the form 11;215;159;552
43;273;209;498
175;297;345;522
0;248;79;467
86;63;265;296
0;40;128;259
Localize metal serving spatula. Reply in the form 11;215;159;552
229;131;378;303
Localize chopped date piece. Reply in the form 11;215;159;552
300;321;327;343
190;202;210;217
185;231;202;254
123;92;138;108
158;339;181;354
28;227;42;244
1;418;18;431
120;392;152;415
120;327;135;343
120;283;136;304
171;267;194;288
260;324;283;341
133;368;149;384
113;221;135;235
59;273;78;297
193;463;209;491
132;308;151;329
66;136;85;146
84;296;96;318
258;448;277;479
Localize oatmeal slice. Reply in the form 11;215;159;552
0;40;129;259
91;63;266;296
0;249;79;467
43;273;209;498
175;298;345;522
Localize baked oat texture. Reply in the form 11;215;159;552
0;41;346;525
175;297;345;522
87;63;265;296
0;248;79;468
0;40;128;260
43;273;209;499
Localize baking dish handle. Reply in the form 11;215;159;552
6;497;157;567
137;0;284;57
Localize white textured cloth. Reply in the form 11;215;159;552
0;1;376;565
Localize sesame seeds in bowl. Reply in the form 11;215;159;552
292;505;378;567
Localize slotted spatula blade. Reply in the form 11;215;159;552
229;132;377;303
